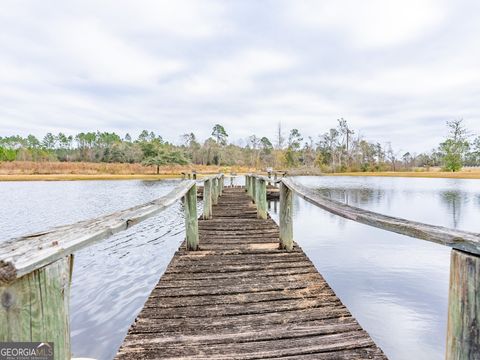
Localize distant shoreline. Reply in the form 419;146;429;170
1;170;479;181
325;171;480;180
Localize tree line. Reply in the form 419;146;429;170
1;120;479;172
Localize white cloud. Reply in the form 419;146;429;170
0;0;479;152
286;0;447;48
181;49;297;96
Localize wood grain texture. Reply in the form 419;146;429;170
280;181;294;251
185;184;199;251
0;256;73;360
256;178;267;220
116;187;385;359
446;250;480;360
203;178;212;220
0;180;196;284
281;178;480;255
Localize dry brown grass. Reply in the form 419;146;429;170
327;169;480;179
0;161;256;181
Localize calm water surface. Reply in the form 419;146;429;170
1;176;479;359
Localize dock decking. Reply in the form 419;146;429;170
116;187;386;359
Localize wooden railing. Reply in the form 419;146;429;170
0;173;225;359
246;173;480;360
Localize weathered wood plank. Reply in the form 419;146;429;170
280;180;294;251
185;184;199;251
0;256;73;360
116;187;385;359
0;180;197;283
203;178;212;219
446;249;480;359
281;177;480;255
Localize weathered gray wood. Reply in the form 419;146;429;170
0;180;196;284
212;178;219;205
203;179;213;220
446;249;480;359
281;178;480;255
256;178;267;220
280;181;294;251
220;175;224;195
116;187;385;359
0;256;73;360
184;184;199;251
252;177;256;203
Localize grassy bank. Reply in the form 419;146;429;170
326;170;480;179
0;161;255;181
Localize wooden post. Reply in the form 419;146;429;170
219;175;224;196
252;177;256;203
279;182;293;251
446;249;480;359
184;184;199;250
247;176;252;196
0;256;73;360
245;175;248;192
230;176;234;187
192;171;197;180
203;178;212;219
256;178;267;219
212;178;219;205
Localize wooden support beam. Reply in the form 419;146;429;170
446;249;480;359
203;179;212;220
279;182;293;251
184;184;199;251
252;177;256;203
219;175;224;196
0;256;73;360
212;178;219;205
256;178;267;220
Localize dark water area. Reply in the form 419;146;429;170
0;176;479;359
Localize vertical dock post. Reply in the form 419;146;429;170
279;181;293;251
192;171;197;180
446;249;480;359
184;183;199;250
252;176;256;203
219;175;224;195
203;178;212;220
212;178;219;205
0;256;74;360
230;176;234;187
256;178;267;219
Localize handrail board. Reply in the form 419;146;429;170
281;178;480;255
0;180;196;283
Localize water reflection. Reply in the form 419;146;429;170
1;176;479;360
439;190;469;229
268;176;480;360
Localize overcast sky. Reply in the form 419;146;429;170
0;0;479;152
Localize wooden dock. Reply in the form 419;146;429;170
3;173;478;359
115;187;386;359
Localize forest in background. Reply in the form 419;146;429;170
1;119;479;173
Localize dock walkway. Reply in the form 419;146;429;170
116;187;385;359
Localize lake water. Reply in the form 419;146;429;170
1;176;479;359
